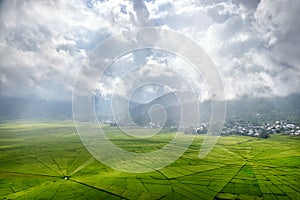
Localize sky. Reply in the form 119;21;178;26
0;0;299;103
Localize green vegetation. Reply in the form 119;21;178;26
0;121;299;199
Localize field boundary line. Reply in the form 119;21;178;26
51;157;65;176
69;157;95;176
157;170;174;192
213;162;246;199
0;170;60;178
71;179;130;199
33;157;62;176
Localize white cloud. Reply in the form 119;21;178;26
0;0;136;100
0;0;299;102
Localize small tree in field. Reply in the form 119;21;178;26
260;131;269;138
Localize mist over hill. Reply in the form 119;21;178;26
126;93;300;126
1;94;300;124
226;94;300;124
0;96;72;120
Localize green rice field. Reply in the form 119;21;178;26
0;121;299;199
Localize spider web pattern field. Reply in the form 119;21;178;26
0;122;299;199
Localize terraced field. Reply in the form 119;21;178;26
0;122;299;199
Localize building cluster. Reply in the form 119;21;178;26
193;120;300;137
103;118;300;138
222;120;300;137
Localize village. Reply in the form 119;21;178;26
103;118;300;138
194;120;300;138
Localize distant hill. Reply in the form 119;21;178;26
126;93;300;126
1;93;299;124
0;96;72;120
226;94;300;124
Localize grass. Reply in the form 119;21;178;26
0;121;299;199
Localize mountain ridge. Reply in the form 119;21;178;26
0;93;299;124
